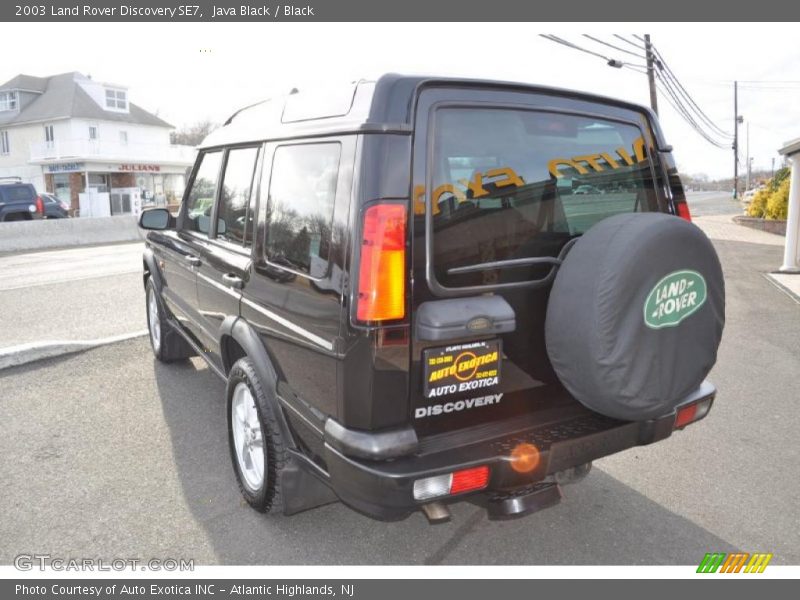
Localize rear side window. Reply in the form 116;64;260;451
427;107;659;287
2;185;34;202
184;151;222;234
217;146;259;246
265;143;341;278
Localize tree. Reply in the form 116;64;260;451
170;120;218;146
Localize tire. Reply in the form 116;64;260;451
145;278;194;362
545;213;725;421
227;357;286;513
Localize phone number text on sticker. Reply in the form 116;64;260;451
423;340;501;399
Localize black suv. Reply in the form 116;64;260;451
139;75;725;522
0;180;44;221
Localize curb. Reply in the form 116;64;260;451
0;330;149;371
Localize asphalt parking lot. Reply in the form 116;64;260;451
1;195;798;565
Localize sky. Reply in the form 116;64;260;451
2;22;800;180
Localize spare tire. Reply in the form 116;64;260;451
545;212;725;421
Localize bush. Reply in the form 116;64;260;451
766;177;790;220
747;188;770;218
747;168;791;220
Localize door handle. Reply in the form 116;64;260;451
222;273;244;289
185;255;201;268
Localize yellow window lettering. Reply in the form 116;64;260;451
548;158;590;178
600;152;621;169
458;172;489;198
615;147;635;166
633;137;647;162
571;154;607;172
485;167;524;188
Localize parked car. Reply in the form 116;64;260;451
0;179;44;221
138;75;725;522
41;193;70;218
574;184;602;195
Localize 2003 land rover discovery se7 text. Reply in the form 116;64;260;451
139;75;725;522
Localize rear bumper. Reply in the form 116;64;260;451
323;381;716;520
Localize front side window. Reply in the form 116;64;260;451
0;91;17;111
427;107;659;288
216;146;259;246
265;143;341;277
0;130;9;155
183;151;222;234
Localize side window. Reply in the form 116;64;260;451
183;151;222;234
216;146;259;246
265;143;341;278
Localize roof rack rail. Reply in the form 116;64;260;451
223;98;272;126
0;176;23;184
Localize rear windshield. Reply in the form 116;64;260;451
1;185;35;203
427;107;660;288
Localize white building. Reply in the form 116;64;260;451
0;72;195;214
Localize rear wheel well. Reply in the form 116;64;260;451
221;336;247;375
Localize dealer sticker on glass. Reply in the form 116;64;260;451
423;340;502;399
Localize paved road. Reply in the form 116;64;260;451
0;243;145;348
685;191;743;217
0;230;797;565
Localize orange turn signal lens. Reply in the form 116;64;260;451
510;442;541;474
356;203;407;323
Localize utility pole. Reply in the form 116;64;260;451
772;157;775;179
733;81;739;199
644;34;659;116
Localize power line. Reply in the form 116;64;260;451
582;34;646;59
613;34;646;50
655;72;729;149
651;46;733;138
538;34;612;62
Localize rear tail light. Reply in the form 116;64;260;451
676;201;692;222
413;466;490;501
356;202;407;323
35;196;44;216
674;397;713;429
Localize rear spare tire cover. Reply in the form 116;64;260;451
545;212;725;421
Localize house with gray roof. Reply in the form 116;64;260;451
0;72;194;213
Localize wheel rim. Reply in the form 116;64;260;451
148;287;161;352
231;382;265;492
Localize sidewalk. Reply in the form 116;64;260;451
693;214;800;302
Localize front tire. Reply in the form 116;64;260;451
227;357;286;513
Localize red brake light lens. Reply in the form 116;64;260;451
36;196;44;215
449;466;490;495
674;404;698;428
356;203;407;323
676;202;692;222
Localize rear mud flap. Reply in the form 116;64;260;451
281;452;339;516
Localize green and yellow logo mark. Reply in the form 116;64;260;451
697;552;773;574
644;269;707;329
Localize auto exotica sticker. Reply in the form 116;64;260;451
422;340;501;399
644;269;708;329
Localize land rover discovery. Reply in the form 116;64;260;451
138;75;725;521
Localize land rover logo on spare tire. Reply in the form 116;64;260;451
644;269;708;329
